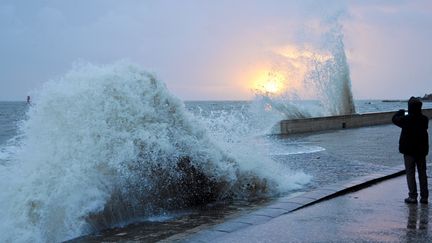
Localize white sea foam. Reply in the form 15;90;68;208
0;62;310;242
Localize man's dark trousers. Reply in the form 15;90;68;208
404;154;428;199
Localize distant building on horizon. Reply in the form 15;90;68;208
421;93;432;101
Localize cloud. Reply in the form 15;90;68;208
345;0;432;98
0;0;430;100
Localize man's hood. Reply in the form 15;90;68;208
408;96;422;115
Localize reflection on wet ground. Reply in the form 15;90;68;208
406;204;429;241
67;199;271;242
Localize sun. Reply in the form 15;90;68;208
252;70;285;94
262;80;280;93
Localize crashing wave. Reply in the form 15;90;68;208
0;62;309;242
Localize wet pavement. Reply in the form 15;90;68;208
178;175;432;243
273;124;403;189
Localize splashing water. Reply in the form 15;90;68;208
252;23;356;119
0;62;310;242
308;24;356;116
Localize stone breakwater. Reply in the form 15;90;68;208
279;109;432;135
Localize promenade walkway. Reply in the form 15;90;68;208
179;175;431;242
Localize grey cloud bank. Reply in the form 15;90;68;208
0;0;431;101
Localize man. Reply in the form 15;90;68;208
392;97;429;204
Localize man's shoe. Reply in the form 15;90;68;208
420;198;428;204
405;197;418;204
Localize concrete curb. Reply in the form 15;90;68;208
289;165;405;212
168;165;406;242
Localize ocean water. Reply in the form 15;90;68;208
1;99;430;147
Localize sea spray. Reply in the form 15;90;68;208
307;23;355;116
253;22;356;119
0;62;310;242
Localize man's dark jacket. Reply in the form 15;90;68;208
392;98;429;157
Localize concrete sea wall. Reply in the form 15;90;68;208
279;108;432;135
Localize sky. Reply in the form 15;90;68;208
0;0;431;101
